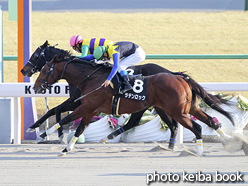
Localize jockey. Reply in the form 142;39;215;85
93;41;146;94
69;35;112;61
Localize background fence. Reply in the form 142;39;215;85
3;54;248;61
1;54;248;144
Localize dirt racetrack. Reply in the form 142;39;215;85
0;139;247;186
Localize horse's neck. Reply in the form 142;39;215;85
61;62;106;89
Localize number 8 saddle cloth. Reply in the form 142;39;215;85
110;67;147;115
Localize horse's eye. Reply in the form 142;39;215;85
34;53;39;60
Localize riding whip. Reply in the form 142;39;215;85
74;85;103;102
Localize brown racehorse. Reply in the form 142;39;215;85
33;54;235;157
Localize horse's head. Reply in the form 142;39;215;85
21;40;65;77
21;40;49;77
33;57;59;93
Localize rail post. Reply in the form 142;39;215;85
245;0;248;11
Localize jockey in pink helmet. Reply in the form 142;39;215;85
70;35;83;52
70;35;112;61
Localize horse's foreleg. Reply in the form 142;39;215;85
39;109;78;140
37;122;60;142
26;107;57;133
53;99;81;140
60;112;96;157
154;107;178;150
28;107;57;142
54;105;64;140
36;123;61;141
101;110;146;143
28;98;81;141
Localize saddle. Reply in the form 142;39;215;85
75;59;147;115
111;72;147;116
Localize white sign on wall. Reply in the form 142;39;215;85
0;82;248;98
0;83;69;97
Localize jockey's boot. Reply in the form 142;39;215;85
119;70;132;94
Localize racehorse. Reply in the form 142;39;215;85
22;41;179;149
33;53;235;156
22;41;231;149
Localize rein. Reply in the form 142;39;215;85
74;85;103;102
60;59;75;80
76;66;102;88
37;58;104;100
73;65;103;102
58;58;102;88
37;61;57;90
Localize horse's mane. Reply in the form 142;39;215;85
49;50;113;76
51;48;113;69
52;50;74;62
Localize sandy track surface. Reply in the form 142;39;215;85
0;141;247;186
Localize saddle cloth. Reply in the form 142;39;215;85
110;69;147;115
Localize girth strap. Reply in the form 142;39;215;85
112;95;121;115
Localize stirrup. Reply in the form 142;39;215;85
119;86;132;94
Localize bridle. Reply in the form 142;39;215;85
36;58;103;98
27;45;50;74
36;61;57;90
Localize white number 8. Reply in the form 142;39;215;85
133;79;144;93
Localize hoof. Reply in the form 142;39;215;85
168;144;175;150
222;134;245;153
59;134;64;142
37;136;45;143
224;137;236;142
26;128;35;133
100;139;107;144
58;152;67;157
180;145;200;157
100;137;108;144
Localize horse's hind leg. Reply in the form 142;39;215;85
189;106;234;141
191;120;203;156
175;115;203;156
154;107;178;150
101;109;146;143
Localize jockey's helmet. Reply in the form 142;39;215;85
70;35;83;47
93;46;107;60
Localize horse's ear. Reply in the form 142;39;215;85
45;40;50;46
41;40;48;49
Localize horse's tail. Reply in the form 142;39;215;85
172;71;235;126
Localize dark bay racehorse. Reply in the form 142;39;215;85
33;53;235;156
